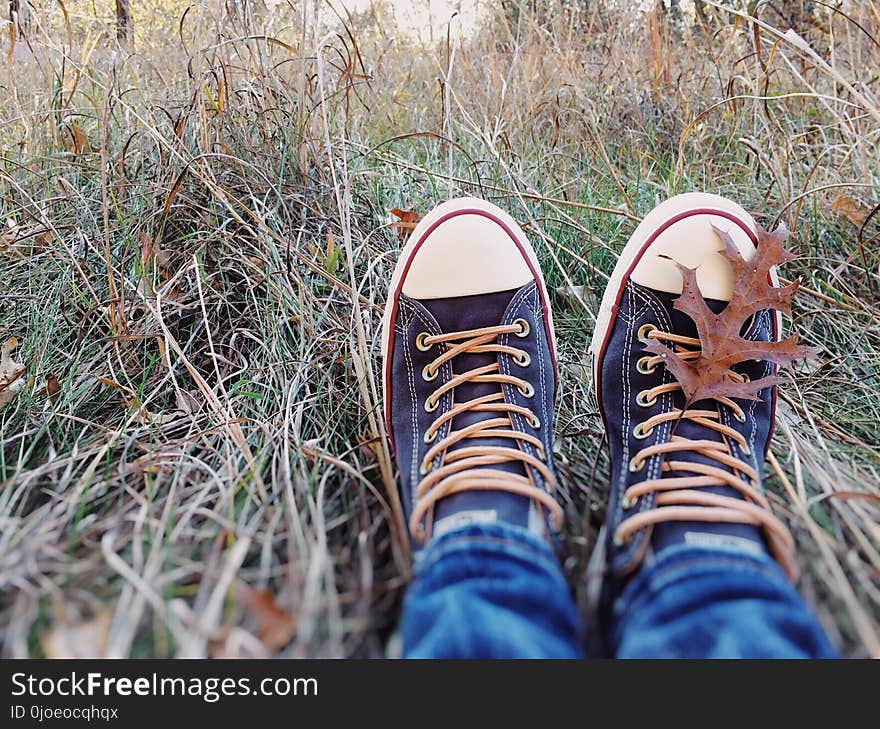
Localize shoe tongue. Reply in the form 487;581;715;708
421;288;524;472
420;287;534;533
643;288;766;555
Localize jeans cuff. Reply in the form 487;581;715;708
414;522;561;578
614;545;794;604
612;543;792;623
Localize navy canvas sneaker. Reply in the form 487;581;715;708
588;193;799;631
381;197;563;549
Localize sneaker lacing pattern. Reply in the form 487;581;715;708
618;325;798;578
410;320;563;540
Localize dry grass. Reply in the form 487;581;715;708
0;0;878;657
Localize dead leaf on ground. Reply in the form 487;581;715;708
390;208;421;242
0;223;15;253
175;388;202;415
358;432;381;463
66;123;95;155
97;376;180;424
644;225;817;404
1;220;50;256
235;584;297;654
138;232;174;294
324;231;340;274
45;373;61;401
246;256;267;288
0;337;27;410
830;195;871;227
40;609;112;658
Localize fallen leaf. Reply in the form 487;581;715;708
644;225;817;404
67;123;94;155
1;223;51;256
45;373;61;401
175;389;201;414
235;585;296;654
139;231;173;281
830;195;871;227
32;230;51;252
40;609;112;658
0;337;27;410
324;231;340;274
139;231;156;266
390;208;421;242
246;256;267;288
1;219;22;254
358;432;381;463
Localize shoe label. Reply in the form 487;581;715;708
684;531;765;557
433;510;497;537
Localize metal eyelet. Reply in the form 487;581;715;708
514;318;530;338
528;414;541;429
513;352;531;367
636;356;657;375
629;457;645;473
734;409;747;423
633;422;653;440
636;390;657;408
423;430;437;444
424;398;439;413
741;373;750;383
637;324;657;344
415;332;432;351
422;364;437;382
518;382;535;398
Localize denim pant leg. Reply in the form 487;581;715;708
610;545;838;658
401;523;582;658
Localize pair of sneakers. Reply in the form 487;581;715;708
381;194;798;637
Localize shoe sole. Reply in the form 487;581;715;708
381;197;558;447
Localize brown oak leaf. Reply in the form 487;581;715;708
829;195;870;227
644;224;818;404
390;208;421;242
235;584;297;654
0;337;27;410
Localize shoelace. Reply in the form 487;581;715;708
616;324;798;579
410;320;564;541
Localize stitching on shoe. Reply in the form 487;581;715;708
719;402;750;482
737;309;773;464
405;302;452;474
496;283;547;489
619;282;650;325
397;299;421;490
614;285;635;530
749;350;772;460
621;284;674;564
633;285;674;484
529;285;550;464
750;310;771;458
626;283;653;324
499;304;537;470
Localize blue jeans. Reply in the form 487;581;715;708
401;523;837;658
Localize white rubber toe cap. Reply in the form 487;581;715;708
398;198;535;299
628;192;758;302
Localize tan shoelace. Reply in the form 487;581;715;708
616;325;798;579
410;321;564;541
